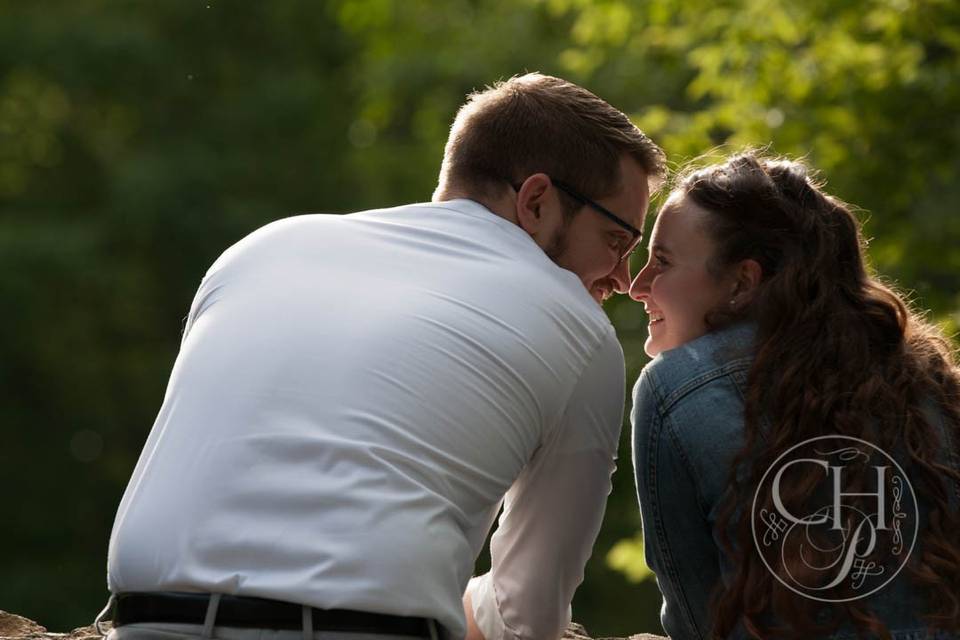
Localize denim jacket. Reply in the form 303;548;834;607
631;322;960;640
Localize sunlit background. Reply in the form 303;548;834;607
3;1;958;635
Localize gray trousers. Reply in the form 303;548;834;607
97;594;441;640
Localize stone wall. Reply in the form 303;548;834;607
0;611;99;640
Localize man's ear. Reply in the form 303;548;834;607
731;258;763;303
514;173;553;236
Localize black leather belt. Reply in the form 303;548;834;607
114;593;435;637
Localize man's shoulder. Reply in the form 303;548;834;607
228;201;441;242
222;199;502;248
206;201;615;333
347;199;507;230
371;201;615;333
201;204;431;274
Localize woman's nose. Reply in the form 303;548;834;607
629;267;651;302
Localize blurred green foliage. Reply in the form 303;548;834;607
2;0;957;636
606;533;654;584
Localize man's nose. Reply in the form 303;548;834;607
609;257;632;294
629;266;651;301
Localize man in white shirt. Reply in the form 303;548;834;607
101;73;665;640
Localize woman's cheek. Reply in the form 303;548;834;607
649;276;673;307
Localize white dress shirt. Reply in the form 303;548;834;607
107;199;625;640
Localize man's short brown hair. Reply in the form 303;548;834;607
436;73;666;204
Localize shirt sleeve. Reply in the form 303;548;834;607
465;329;625;640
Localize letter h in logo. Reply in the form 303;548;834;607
831;464;890;531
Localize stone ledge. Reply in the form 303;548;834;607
0;612;99;640
563;622;667;640
0;611;667;640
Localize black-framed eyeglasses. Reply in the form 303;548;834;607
513;177;643;263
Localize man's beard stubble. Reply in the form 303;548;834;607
544;216;614;304
544;219;571;265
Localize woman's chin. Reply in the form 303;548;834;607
645;319;668;357
644;336;662;358
647;329;714;358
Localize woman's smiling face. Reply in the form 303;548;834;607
629;194;732;357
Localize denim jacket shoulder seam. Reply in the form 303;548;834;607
657;356;752;412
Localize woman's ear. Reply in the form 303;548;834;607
731;258;763;303
515;174;552;235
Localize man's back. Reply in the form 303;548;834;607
107;199;624;638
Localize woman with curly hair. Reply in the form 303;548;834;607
629;151;960;639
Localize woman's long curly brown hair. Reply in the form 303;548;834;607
674;152;960;639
